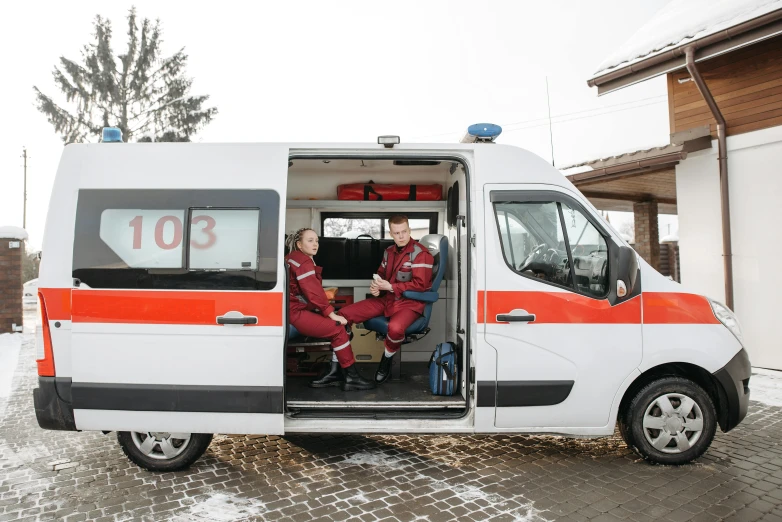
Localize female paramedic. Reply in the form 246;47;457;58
285;228;375;391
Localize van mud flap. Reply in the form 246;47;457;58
33;377;77;431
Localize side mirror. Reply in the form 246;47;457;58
615;246;638;297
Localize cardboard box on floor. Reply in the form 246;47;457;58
301;324;385;363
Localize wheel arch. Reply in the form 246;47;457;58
618;362;731;433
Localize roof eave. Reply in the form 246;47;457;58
587;10;782;95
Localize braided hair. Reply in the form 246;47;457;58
286;227;315;253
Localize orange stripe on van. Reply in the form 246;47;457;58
478;290;718;325
38;288;72;320
642;292;719;324
72;290;283;326
478;290;641;324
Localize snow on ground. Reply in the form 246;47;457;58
750;367;782;407
341;451;549;522
594;0;782;76
0;334;23;402
0;226;28;240
170;492;268;521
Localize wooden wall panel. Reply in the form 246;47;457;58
668;34;782;137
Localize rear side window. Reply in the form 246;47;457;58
73;190;279;290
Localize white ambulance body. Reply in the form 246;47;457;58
33;130;750;471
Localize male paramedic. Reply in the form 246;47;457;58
338;215;435;384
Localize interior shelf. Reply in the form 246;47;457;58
286;199;446;210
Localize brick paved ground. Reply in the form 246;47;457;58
1;311;781;521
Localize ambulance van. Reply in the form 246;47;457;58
33;125;750;471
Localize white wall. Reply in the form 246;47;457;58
676;126;782;370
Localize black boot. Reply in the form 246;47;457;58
375;354;395;385
310;361;343;388
342;364;375;391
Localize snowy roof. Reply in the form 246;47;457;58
0;226;28;240
661;233;680;242
561;143;682;171
591;0;782;79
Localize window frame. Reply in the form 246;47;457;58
72;189;279;291
490;190;612;300
320;212;439;239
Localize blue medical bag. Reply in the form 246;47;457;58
428;342;458;396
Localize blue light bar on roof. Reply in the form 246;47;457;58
102;127;123;143
461;123;502;143
468;123;502;139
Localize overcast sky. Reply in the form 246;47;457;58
1;0;677;250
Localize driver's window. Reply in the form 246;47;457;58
561;203;609;298
494;201;574;291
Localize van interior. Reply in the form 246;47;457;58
284;156;469;418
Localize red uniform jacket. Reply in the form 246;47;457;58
377;240;434;316
286;251;334;317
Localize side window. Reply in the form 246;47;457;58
73;190;279;290
188;209;260;270
493;195;610;298
561;203;609;298
494;201;573;291
321;212;437;239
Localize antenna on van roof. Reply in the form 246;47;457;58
460;123;502;143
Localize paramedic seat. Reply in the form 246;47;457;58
363;234;447;377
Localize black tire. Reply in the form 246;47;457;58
117;431;213;472
617;405;635;449
626;377;716;465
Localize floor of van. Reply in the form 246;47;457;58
285;362;464;409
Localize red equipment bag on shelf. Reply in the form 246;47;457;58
337;182;442;201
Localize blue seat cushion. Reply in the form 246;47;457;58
363;313;429;336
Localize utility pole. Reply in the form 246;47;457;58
22;147;27;230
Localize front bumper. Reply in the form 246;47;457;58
33;377;77;431
713;348;751;433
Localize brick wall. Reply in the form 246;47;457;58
0;237;24;334
633;200;661;270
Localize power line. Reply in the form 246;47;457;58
501;99;666;134
412;94;667;140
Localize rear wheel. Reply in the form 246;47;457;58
117;431;213;472
626;377;716;465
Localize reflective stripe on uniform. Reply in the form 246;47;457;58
287;259;301;267
297;270;315;280
411;263;433;268
387;334;405;344
333;341;351;351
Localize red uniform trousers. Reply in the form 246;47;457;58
290;309;355;368
339;297;421;354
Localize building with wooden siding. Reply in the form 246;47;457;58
577;0;782;370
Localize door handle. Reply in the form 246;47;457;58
496;312;536;323
217;313;258;325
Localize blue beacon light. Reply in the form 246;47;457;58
102;127;123;143
467;123;502;140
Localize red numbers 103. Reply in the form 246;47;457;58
129;215;216;250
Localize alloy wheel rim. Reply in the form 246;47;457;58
642;392;704;454
130;432;192;460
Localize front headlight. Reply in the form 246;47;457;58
709;299;743;344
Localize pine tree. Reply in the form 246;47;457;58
34;7;217;143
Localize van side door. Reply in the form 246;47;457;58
68;144;288;436
480;184;642;429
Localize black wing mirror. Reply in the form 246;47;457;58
615;245;638;298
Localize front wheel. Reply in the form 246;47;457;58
117;431;213;471
626;377;717;465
